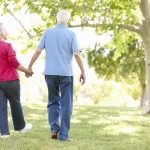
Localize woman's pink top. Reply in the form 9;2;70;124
0;41;20;81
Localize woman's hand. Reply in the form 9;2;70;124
25;69;33;78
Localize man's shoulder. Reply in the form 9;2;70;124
68;28;75;33
66;28;76;37
43;28;55;37
45;28;54;32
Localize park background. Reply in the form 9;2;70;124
1;0;150;150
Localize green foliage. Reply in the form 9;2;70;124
87;37;146;84
86;35;145;104
0;0;143;54
1;0;142;32
89;79;140;106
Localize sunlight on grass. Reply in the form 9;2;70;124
118;127;136;133
71;119;81;123
108;115;131;120
29;114;43;119
23;102;46;110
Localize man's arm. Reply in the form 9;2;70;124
25;47;42;77
28;47;42;69
74;51;86;85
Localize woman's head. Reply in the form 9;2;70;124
0;23;8;41
56;10;70;25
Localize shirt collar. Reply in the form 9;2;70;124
55;24;68;28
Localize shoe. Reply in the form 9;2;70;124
1;135;10;139
19;123;32;133
66;138;73;142
51;132;58;139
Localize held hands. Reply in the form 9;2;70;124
80;72;86;85
25;68;33;78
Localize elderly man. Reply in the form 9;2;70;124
27;10;86;141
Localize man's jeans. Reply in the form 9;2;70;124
45;75;73;140
0;80;25;135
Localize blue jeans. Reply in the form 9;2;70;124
45;75;73;140
0;80;25;135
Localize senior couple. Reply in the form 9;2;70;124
0;10;86;141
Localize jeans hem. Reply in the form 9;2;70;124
14;124;26;131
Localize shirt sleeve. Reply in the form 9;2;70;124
37;30;46;49
7;43;20;68
72;32;81;52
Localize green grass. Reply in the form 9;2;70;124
1;102;150;150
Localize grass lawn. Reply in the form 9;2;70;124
1;102;150;150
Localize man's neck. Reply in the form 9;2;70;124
57;23;68;26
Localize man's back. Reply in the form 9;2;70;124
38;24;80;76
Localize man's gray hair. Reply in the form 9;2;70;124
57;10;70;25
0;23;4;40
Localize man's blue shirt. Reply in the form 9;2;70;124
37;24;81;76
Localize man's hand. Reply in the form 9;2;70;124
17;64;33;78
74;51;85;85
80;72;86;85
25;68;33;78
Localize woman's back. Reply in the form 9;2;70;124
0;41;20;81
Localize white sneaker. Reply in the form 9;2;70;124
1;135;10;139
19;123;32;133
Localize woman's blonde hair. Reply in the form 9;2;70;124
0;23;4;40
57;10;70;25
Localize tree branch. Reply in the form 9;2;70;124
5;8;33;38
4;7;42;39
31;34;43;38
70;23;142;35
118;24;142;35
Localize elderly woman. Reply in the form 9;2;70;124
0;24;33;139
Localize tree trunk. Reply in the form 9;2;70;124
143;40;150;113
140;83;146;107
139;0;150;113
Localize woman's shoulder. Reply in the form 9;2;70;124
0;41;14;53
0;41;12;48
0;41;11;45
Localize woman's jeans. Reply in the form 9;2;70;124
0;80;25;135
45;75;73;141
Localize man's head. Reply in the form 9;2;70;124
56;10;70;25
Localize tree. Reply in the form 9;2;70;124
1;0;150;112
87;38;146;107
70;0;150;113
